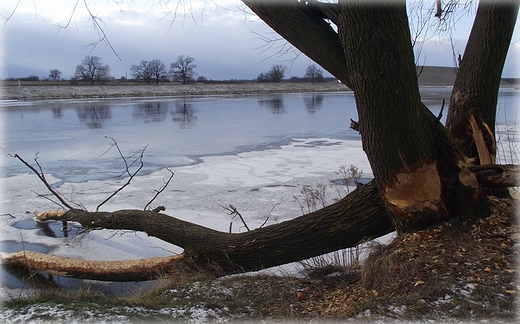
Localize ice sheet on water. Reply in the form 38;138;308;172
0;138;370;263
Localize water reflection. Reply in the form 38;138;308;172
52;107;63;118
172;100;197;126
76;105;111;128
258;95;284;114
303;94;324;113
133;102;169;122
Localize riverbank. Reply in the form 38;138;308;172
0;82;349;101
2;196;516;322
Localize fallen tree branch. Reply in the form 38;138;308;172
10;162;518;280
469;164;520;187
30;181;393;275
1;251;184;281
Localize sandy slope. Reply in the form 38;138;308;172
0;82;349;101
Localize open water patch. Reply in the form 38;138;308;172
11;218;80;239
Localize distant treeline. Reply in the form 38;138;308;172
2;75;517;85
501;78;520;84
2;76;339;84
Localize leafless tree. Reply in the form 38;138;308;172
130;60;154;84
48;69;61;81
266;64;287;82
170;55;197;84
149;59;168;84
304;64;324;83
74;55;110;85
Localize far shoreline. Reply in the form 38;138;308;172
0;82;351;101
1;80;516;102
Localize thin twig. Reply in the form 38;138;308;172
221;204;250;232
144;169;174;211
259;199;283;229
105;136;131;177
1;0;20;25
96;146;145;211
53;0;79;30
30;190;64;209
13;153;74;210
437;98;446;121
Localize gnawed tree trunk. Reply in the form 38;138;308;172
337;1;490;233
446;1;519;165
8;182;392;277
1;251;183;281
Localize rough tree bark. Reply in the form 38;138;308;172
446;0;519;165
3;1;518;280
337;0;496;233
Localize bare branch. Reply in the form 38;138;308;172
144;168;175;211
1;0;21;25
259;199;283;229
82;0;121;61
53;0;80;30
12;153;75;210
30;189;67;210
221;204;250;232
96;140;146;211
252;30;302;64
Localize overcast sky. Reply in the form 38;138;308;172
0;0;519;80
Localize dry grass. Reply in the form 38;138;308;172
296;195;518;321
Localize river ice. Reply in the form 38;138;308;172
1;137;371;260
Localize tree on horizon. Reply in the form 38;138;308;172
74;55;110;85
170;55;197;84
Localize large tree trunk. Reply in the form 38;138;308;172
446;0;519;164
337;0;489;233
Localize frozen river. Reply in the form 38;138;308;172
0;87;517;296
